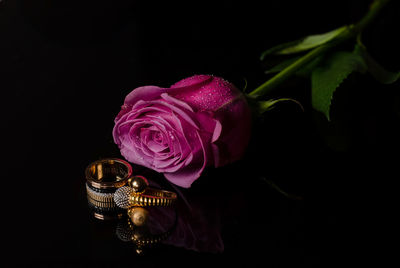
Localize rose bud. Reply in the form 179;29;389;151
113;75;251;188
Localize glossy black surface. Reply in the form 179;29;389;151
1;0;399;266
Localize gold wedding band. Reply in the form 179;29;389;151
85;158;132;190
85;158;133;220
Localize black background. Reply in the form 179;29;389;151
1;0;399;267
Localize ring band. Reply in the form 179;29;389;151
86;184;115;207
85;158;133;220
85;158;133;190
129;187;177;207
114;176;177;209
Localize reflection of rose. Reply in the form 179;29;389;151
165;203;224;253
146;196;224;254
113;75;251;188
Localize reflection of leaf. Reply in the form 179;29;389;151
354;44;400;84
259;177;303;200
260;26;347;60
313;111;351;152
311;51;367;121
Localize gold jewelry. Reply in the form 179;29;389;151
127;207;149;227
114;176;177;209
127;217;173;246
115;210;177;254
86;184;115;205
85;158;132;190
85;158;133;220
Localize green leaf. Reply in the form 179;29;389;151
295;55;325;77
265;55;324;77
264;56;301;74
242;77;249;93
354;44;400;84
260;40;301;61
260;26;348;60
311;51;367;121
279;26;348;55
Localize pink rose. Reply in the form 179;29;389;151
113;75;251;187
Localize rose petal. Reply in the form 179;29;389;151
212;143;220;167
113;110;137;145
154;152;193;172
170;75;242;113
152;99;199;130
161;93;194;112
211;119;222;143
124;86;167;105
147;140;168;153
170;74;212;89
163;131;207;188
119;143;147;167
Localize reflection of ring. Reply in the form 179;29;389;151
85;158;133;220
114;176;177;209
128;217;173;246
115;206;177;255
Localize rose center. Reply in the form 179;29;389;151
153;132;163;144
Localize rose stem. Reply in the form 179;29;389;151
248;0;391;99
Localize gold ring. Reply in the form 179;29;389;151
114;176;177;209
85;158;133;220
